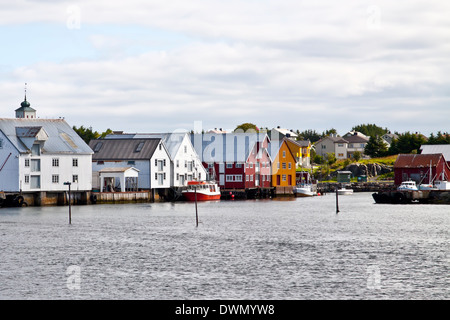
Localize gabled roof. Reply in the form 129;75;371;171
315;135;349;145
420;145;450;161
394;153;444;168
104;132;189;159
0;118;93;154
344;134;369;144
191;132;268;163
89;138;163;160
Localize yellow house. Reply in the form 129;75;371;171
285;138;312;168
271;139;297;187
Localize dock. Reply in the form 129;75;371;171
372;190;450;204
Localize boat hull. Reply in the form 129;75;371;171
182;192;221;201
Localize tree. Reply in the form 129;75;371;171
352;123;388;138
73;126;100;144
322;128;338;137
353;151;362;162
73;126;114;144
387;132;427;155
298;129;321;143
326;152;336;165
234;123;259;132
364;135;388;158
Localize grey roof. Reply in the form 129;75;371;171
104;132;187;158
344;135;369;144
420;144;450;161
89;138;162;160
315;135;349;145
190;132;269;163
0;118;93;154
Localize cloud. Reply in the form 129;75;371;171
0;0;449;135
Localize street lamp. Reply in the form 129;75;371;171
63;182;72;224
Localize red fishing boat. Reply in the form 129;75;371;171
181;181;221;201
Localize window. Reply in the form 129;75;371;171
176;173;179;180
97;161;104;165
250;175;253;181
31;159;40;172
127;160;135;165
52;158;59;167
250;163;253;168
282;174;287;181
288;163;291;169
338;143;344;147
188;161;193;172
159;144;162;151
322;145;326;149
277;163;280;169
72;175;78;183
282;162;286;169
338;153;344;157
157;160;164;171
226;175;234;182
24;175;30;184
246;175;249;181
31;144;40;156
134;142;144;153
283;151;286;158
184;146;187;153
0;138;3;149
177;160;180;168
25;159;30;167
235;175;243;182
93;142;103;152
73;158;78;167
236;163;242;168
226;163;233;168
52;174;59;184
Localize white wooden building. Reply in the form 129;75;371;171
104;132;207;187
0;118;93;193
89;138;171;191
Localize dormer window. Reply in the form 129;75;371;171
31;143;40;156
135;142;145;152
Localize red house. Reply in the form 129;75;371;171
393;153;450;186
192;132;271;190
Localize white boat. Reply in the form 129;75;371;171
293;184;316;197
419;161;438;191
337;187;353;195
181;181;221;201
397;180;418;191
433;161;450;190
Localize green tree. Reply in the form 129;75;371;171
353;151;362;162
234;123;259;132
365;135;388;158
387;132;427;155
352;123;388;138
326;152;336;165
298;129;321;143
73;125;100;144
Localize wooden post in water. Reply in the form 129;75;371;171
194;186;199;227
335;188;340;214
64;182;72;224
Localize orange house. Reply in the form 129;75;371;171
270;139;297;187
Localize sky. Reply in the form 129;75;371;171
1;0;449;136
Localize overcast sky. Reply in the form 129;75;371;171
1;1;449;136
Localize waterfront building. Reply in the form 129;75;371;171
284;138;312;168
393;153;450;186
269;138;297;188
89;138;171;194
420;144;450;166
0;96;93;205
104;132;207;187
191;132;271;190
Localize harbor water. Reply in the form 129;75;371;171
0;193;448;300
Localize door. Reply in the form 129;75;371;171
219;174;225;186
219;163;225;173
288;175;292;186
276;175;281;186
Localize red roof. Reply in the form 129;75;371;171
394;154;443;168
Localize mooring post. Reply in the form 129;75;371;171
336;188;340;214
194;186;199;227
64;182;72;224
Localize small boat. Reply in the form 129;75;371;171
293;184;316;197
419;161;438;191
397;180;418;191
337;187;353;195
181;181;221;201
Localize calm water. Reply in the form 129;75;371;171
0;193;448;300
